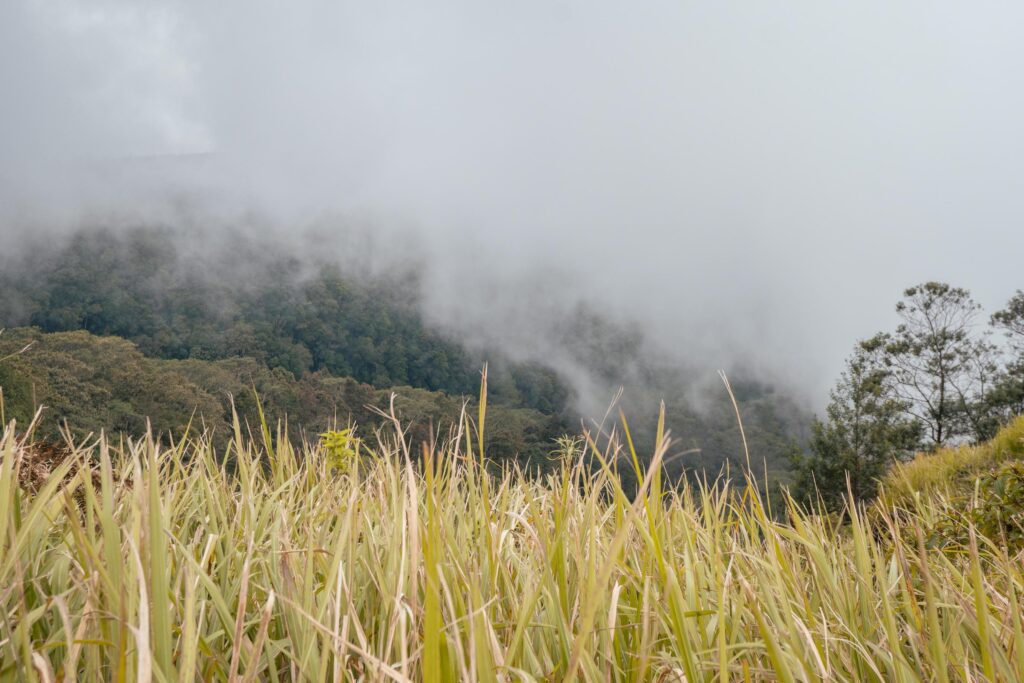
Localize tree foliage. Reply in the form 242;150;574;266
876;282;991;447
992;290;1024;349
0;328;567;467
985;290;1024;430
0;226;568;412
798;282;1024;507
791;343;920;510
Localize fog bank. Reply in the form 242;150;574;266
3;0;1024;406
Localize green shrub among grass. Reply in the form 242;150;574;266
969;461;1024;549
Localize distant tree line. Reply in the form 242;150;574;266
792;283;1024;510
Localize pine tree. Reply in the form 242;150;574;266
792;343;920;510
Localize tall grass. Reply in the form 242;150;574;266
2;402;1024;681
882;415;1024;507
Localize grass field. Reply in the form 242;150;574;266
3;399;1024;681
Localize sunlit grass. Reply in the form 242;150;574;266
2;401;1024;681
881;415;1024;506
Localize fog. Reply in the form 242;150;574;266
3;0;1024;406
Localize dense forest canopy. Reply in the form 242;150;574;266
0;328;568;467
0;225;811;480
1;225;556;403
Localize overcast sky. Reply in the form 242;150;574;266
2;0;1023;405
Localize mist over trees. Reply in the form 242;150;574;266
794;282;1024;509
0;224;812;479
0;225;577;410
3;223;1018;501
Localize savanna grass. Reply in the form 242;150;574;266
3;398;1024;682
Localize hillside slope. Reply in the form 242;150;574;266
0;328;565;466
877;415;1024;548
0;225;568;411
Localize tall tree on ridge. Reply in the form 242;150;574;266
876;282;986;449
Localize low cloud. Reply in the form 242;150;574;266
3;0;1023;408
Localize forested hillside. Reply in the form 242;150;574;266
0;328;566;466
0;225;811;479
0;226;568;410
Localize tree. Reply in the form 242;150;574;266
992;290;1024;350
984;291;1024;428
791;343;920;510
877;282;987;448
959;338;1003;441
